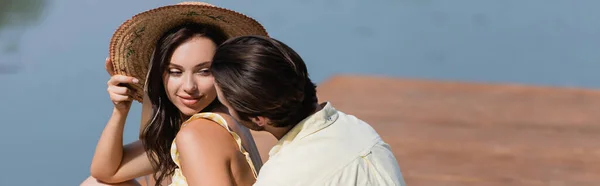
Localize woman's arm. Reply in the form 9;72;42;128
89;58;155;183
176;119;240;186
90;107;155;183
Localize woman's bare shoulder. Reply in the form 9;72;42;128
175;117;238;155
174;116;240;185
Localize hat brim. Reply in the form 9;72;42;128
109;3;268;102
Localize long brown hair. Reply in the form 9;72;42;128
141;23;227;185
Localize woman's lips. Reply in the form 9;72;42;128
179;96;200;106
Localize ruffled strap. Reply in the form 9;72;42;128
182;112;258;178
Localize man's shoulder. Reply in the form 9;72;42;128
327;110;383;143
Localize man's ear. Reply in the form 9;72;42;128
250;116;271;127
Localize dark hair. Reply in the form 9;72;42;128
211;35;318;128
141;23;227;186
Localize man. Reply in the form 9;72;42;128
211;35;406;186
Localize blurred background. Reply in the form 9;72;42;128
1;0;599;185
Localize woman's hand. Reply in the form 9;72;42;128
105;57;139;112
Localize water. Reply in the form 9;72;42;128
0;0;599;185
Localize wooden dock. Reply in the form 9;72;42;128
251;75;600;186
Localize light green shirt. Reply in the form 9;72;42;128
254;102;406;186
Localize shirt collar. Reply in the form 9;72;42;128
268;102;339;157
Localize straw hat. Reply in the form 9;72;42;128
109;2;268;102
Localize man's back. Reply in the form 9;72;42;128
255;102;406;186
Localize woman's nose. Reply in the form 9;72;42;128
183;74;198;92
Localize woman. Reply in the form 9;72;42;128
81;2;269;186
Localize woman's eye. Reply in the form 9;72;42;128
198;69;211;75
169;70;182;75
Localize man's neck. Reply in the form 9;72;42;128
265;102;324;140
265;125;294;140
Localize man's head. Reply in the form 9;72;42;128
211;35;318;131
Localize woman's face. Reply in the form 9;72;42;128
163;36;218;117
